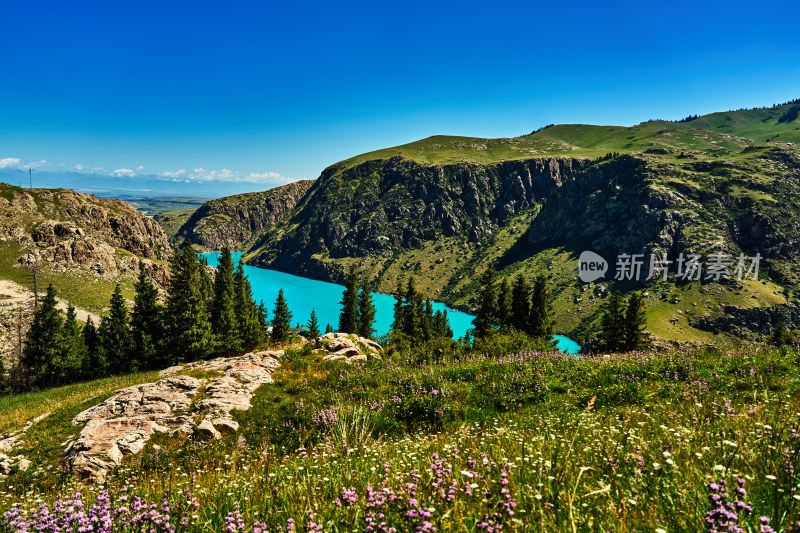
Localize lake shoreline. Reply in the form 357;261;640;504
201;251;581;353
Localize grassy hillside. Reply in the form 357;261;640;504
669;100;800;143
332;100;800;172
336;122;752;170
1;343;799;531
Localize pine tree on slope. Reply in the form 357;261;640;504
99;284;133;374
211;247;240;356
357;278;376;339
271;289;293;344
339;265;359;334
132;262;166;369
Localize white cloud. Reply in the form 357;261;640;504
161;169;187;178
112;168;136;177
0;157;47;170
190;167;235;181
244;171;297;185
167;167;299;184
0;158;22;169
7;154;299;188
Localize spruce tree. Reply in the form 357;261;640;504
473;266;498;338
623;291;648;351
432;309;453;339
421;299;434;341
132;263;165;370
496;278;511;329
402;277;421;339
338;265;359;334
61;305;87;383
307;309;320;338
511;274;531;332
598;291;625;353
234;263;264;351
357;278;376;339
82;317;101;376
271;289;293;344
165;245;215;363
258;301;269;337
197;254;214;307
442;310;454;339
212;248;240;355
767;322;797;347
325;323;333;334
529;274;555;339
99;284;133;374
391;278;404;332
23;284;64;388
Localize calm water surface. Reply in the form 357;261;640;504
201;252;580;354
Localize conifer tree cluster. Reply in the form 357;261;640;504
14;245;280;391
767;321;797;348
390;277;453;342
338;265;379;339
473;267;555;340
596;291;649;352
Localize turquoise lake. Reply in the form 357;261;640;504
201;252;580;354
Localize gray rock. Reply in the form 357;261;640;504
196;419;221;440
66;350;281;481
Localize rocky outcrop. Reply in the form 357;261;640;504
0;183;171;282
313;332;383;363
689;303;800;337
1;188;171;260
67;350;281;482
527;153;800;268
174;180;314;250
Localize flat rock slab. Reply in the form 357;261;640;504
0;412;50;477
68;351;281;483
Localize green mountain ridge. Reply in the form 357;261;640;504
172;100;800;346
172;180;314;251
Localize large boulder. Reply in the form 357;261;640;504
314;333;383;363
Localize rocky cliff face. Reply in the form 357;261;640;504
239;145;800;344
174;180;314;250
0;183;170;281
249;157;590;268
526;150;800;284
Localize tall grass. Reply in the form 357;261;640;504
1;345;799;531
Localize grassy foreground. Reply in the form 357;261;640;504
1;342;799;532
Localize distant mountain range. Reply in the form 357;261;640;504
0;168;287;199
172;99;800;347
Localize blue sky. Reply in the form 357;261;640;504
1;0;799;196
